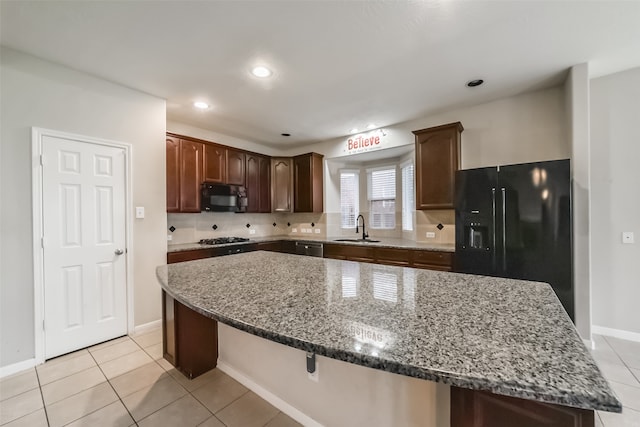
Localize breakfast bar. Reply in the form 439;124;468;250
156;251;621;426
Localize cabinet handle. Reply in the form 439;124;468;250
501;187;506;272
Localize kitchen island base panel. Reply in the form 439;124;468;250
163;291;218;379
218;323;450;427
451;387;594;427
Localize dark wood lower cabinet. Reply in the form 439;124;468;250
450;387;594;427
323;243;453;271
163;291;218;379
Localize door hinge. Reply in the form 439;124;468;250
40;155;44;166
42;320;45;331
41;237;44;248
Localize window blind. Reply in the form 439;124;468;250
401;163;414;231
367;167;396;229
340;171;359;229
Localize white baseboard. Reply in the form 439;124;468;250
582;338;595;350
0;358;37;379
592;325;640;343
217;360;323;427
133;319;162;335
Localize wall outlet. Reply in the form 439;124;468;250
292;228;297;233
426;231;436;239
315;228;321;234
249;229;256;235
622;231;635;244
167;235;172;241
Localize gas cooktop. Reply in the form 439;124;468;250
199;237;250;245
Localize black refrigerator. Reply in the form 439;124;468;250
454;159;573;320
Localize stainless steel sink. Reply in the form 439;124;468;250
333;238;381;243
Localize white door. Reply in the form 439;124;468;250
42;134;127;359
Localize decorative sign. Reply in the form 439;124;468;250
343;130;386;155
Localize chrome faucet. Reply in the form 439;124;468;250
356;214;368;240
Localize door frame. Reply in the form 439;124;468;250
31;127;134;364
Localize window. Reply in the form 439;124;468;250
340;170;359;229
401;162;414;231
367;167;396;229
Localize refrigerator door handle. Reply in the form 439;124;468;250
491;187;496;271
502;187;507;271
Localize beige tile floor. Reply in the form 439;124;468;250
2;329;639;426
590;334;640;427
0;327;301;427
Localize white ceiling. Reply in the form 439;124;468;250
2;1;639;149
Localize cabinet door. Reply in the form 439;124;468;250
245;154;260;212
203;143;226;183
450;387;594;427
166;137;180;212
179;139;204;212
294;155;312;212
227;148;245;186
258;156;271;212
293;153;323;213
272;158;293;212
413;122;462;209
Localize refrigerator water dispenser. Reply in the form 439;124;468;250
465;224;488;249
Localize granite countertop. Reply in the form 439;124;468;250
156;251;621;412
167;235;455;253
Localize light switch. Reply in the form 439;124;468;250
622;231;634;244
135;207;145;219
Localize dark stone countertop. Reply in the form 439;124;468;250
156;251;621;413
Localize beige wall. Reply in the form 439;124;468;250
0;47;166;368
565;64;593;340
296;86;569;168
590;67;640;335
218;324;450;427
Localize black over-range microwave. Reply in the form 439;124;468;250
201;183;248;213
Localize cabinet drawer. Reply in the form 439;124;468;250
411;250;453;267
167;249;214;264
346;245;375;262
375;247;411;266
256;241;283;252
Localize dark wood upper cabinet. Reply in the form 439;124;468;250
179;139;204;213
245;153;271;213
258;155;271;212
166;136;181;213
203;143;226;183
293;153;324;213
271;158;293;212
226;148;245;186
413;122;463;209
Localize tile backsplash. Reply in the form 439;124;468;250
167;209;456;245
167;212;326;244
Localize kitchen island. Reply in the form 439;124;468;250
156;251;620;426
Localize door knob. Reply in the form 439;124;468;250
114;249;124;255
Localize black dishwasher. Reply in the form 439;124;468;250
295;242;324;257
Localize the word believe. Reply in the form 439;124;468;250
347;135;381;151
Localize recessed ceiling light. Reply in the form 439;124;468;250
466;79;484;87
193;101;209;109
251;66;272;78
350;128;359;134
366;124;377;130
